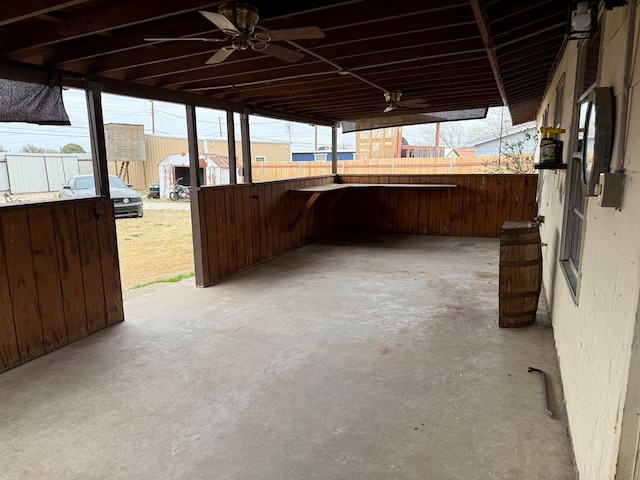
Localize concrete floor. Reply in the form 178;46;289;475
1;235;576;479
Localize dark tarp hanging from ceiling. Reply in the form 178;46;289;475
0;78;70;125
340;108;488;133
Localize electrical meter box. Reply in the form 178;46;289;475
596;172;624;208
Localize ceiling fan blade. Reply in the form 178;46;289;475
383;105;396;113
206;47;235;64
259;26;325;41
199;10;240;36
144;37;226;43
257;43;304;63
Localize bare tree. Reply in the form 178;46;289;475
484;131;536;174
419;122;474;148
20;144;58;153
471;106;512;139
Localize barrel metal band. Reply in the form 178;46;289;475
500;239;541;246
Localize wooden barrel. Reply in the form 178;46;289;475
499;221;542;328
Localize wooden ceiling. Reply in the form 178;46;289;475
0;0;568;126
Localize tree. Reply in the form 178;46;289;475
0;145;7;152
60;143;86;153
419;122;474;148
484;131;537;174
471;107;513;139
20;144;58;153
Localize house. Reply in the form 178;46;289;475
533;6;640;479
465;121;537;156
292;149;354;162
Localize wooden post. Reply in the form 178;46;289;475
227;110;237;185
85;82;110;198
331;124;338;175
240;110;252;184
186;105;201;189
185;104;209;287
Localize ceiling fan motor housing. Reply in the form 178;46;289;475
219;2;259;34
384;91;402;103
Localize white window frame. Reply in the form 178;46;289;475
560;32;600;300
255;155;266;162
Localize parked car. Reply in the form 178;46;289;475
148;181;160;199
59;174;143;218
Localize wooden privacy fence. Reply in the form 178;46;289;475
251;155;535;181
193;173;537;286
0;198;124;373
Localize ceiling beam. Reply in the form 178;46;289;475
469;0;509;106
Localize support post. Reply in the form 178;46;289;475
331;123;338;175
240;110;252;184
85;82;110;198
186;105;201;189
227;110;237;185
185;104;209;287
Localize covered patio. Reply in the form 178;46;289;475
6;0;620;478
1;235;575;479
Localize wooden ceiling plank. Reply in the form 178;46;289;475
129;36;485;88
227;71;497;105
0;0;90;28
237;72;498;106
173;53;490;97
0;0;224;54
80;20;483;82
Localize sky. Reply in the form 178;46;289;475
0;88;506;154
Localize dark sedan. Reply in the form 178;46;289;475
59;174;143;218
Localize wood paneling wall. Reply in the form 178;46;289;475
195;176;336;286
0;198;124;373
337;174;537;237
194;174;537;286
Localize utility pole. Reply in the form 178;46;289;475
150;100;155;134
314;125;318;150
218;117;223;138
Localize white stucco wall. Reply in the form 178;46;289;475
537;7;640;479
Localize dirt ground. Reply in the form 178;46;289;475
116;208;194;290
2;192;194;291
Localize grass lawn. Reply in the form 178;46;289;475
115;209;194;290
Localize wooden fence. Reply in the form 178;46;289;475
0;198;124;373
193;173;537;286
251;155;534;181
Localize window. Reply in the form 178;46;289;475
314;153;328;161
554;74;565;129
255;155;266;162
561;31;601;297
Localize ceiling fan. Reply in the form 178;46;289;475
383;91;430;113
145;2;325;64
